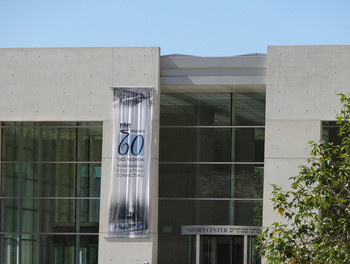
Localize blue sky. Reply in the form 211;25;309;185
1;0;349;56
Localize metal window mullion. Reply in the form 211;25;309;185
0;121;2;239
0;121;2;195
75;173;81;238
158;162;264;165
75;235;80;264
1;125;102;129
0;122;5;263
158;198;263;201
160;126;265;128
75;126;83;264
0;161;102;164
0;122;3;262
244;235;248;264
54;128;62;233
196;234;200;264
35;127;44;264
195;99;201;216
75;127;81;237
0;197;100;200
88;127;93;222
17;126;25;264
230;94;236;225
0;232;99;235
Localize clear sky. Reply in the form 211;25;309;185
1;0;349;56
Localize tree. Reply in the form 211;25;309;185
257;94;350;264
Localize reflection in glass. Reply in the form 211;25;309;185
1;199;99;233
1;163;101;197
0;122;102;264
159;164;264;199
158;92;265;264
322;121;341;145
248;236;262;264
158;198;263;264
160;93;265;126
159;200;262;228
1;124;102;162
0;234;98;264
201;236;243;264
158;200;262;264
160;128;264;162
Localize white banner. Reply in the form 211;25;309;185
109;87;153;237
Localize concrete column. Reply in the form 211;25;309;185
98;47;160;264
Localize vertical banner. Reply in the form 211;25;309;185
109;87;153;237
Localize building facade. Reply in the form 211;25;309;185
0;46;350;264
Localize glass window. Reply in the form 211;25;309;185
160;93;265;126
1;234;98;264
322;121;341;145
1;123;102;162
159;200;263;228
1;199;99;233
158;92;265;264
0;122;102;264
160;127;264;162
1;163;101;198
159;164;264;199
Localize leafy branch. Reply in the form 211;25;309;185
257;94;350;264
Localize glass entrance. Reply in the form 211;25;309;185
201;235;243;264
187;234;261;264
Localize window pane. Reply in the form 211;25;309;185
159;164;264;198
159;128;264;162
77;127;103;161
1;163;74;197
1;124;102;162
52;127;77;161
231;93;265;126
1;199;99;233
322;121;341;145
1;127;77;162
0;234;98;264
78;235;99;263
158;233;190;264
233;165;264;199
1;163;101;197
248;236;262;264
160;93;265;126
1;199;59;233
159;164;231;198
1;127;16;161
78;164;101;197
79;199;100;228
159;200;262;229
160;93;232;126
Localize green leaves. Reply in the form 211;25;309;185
257;94;350;264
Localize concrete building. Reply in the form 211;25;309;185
0;45;349;264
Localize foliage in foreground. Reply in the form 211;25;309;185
257;94;350;264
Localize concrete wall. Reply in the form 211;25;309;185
0;47;160;264
0;48;114;121
99;48;160;264
263;45;350;226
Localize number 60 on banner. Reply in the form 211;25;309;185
118;133;145;156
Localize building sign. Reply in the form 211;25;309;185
108;87;153;237
181;225;262;236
